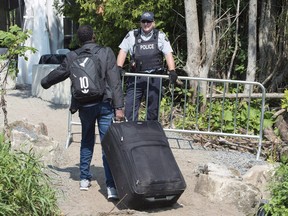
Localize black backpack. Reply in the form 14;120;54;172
69;46;105;103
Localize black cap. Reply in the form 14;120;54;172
140;12;154;22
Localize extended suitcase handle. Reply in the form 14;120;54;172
113;117;128;123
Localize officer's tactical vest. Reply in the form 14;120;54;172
133;29;163;72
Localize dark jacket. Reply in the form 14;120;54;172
41;42;124;113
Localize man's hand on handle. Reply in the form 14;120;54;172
115;108;125;121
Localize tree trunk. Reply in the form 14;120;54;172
227;0;240;81
0;60;11;139
200;0;216;79
183;0;202;102
245;0;257;94
257;0;288;92
184;0;201;80
199;0;217;104
184;0;218;104
258;0;276;83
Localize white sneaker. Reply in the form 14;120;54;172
107;187;119;200
80;179;91;191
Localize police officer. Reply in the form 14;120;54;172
117;11;178;121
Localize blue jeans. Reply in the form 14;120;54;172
78;101;115;188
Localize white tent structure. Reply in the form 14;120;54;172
17;0;64;84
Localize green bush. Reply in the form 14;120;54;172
157;86;274;135
0;137;61;216
264;163;288;215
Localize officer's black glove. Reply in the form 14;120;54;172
168;70;178;85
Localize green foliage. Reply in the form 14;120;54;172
104;0;185;58
0;25;37;138
58;0;186;67
264;163;288;215
0;138;61;216
0;25;37;78
281;89;288;111
234;49;247;75
104;0;174;30
159;85;274;135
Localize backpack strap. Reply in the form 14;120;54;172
90;45;102;55
74;47;84;55
74;45;102;56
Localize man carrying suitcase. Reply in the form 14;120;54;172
41;25;124;200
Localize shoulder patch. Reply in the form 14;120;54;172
159;32;169;42
125;33;130;39
158;31;169;41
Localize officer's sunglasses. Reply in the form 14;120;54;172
141;20;153;24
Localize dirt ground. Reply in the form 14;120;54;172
2;88;245;216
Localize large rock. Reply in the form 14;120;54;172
194;162;273;215
9;119;64;166
242;164;276;200
275;114;288;142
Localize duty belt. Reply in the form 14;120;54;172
137;69;165;74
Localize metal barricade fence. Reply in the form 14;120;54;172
66;72;266;160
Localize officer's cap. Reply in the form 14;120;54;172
140;12;154;22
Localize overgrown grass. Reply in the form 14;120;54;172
0;136;61;216
156;86;274;135
263;161;288;215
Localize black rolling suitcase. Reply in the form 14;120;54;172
102;120;186;210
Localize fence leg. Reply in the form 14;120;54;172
66;111;72;149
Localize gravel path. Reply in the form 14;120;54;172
166;131;267;175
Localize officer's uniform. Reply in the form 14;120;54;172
119;28;173;121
